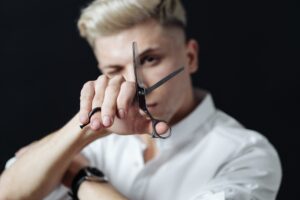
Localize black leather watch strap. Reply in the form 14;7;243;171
69;167;106;200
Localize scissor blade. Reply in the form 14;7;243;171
132;41;145;87
145;67;184;95
132;42;139;85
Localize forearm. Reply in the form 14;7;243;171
0;114;108;200
78;181;127;200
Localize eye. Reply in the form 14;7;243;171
107;71;118;75
105;68;122;77
140;55;160;66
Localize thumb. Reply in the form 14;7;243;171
146;121;171;138
155;121;170;135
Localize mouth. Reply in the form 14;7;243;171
145;103;158;114
146;103;157;108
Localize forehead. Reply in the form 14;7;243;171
94;20;182;66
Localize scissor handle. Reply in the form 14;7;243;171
151;119;172;139
80;107;102;129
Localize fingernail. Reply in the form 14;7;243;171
102;116;111;127
91;119;101;130
118;109;125;119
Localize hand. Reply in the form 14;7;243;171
79;74;168;135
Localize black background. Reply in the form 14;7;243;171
0;0;297;199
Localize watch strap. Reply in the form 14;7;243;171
69;167;106;200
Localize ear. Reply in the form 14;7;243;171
185;39;199;74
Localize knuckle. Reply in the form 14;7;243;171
122;81;136;91
106;84;119;93
96;75;108;85
106;80;121;93
80;98;90;107
83;80;94;89
92;97;103;107
80;81;94;96
80;103;91;112
108;75;124;86
117;97;130;109
101;106;115;117
102;97;116;111
80;93;91;101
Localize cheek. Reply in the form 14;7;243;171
158;78;186;109
147;64;183;87
160;92;184;121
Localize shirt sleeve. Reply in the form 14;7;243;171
81;137;106;169
189;134;282;200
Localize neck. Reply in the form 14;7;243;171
169;88;201;126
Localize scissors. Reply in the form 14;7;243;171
80;42;184;139
132;41;184;139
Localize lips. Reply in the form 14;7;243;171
146;103;157;108
145;103;158;115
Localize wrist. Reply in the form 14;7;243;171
59;113;110;152
78;180;109;199
62;154;90;188
69;166;107;200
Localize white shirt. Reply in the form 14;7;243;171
8;90;282;200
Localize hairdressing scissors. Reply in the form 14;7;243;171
132;41;184;139
80;42;184;139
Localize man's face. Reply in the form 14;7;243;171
94;20;198;124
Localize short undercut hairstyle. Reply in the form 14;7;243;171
77;0;186;46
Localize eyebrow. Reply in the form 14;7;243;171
139;46;161;58
101;46;161;70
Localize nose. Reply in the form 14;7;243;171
123;64;136;82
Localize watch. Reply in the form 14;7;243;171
69;166;107;200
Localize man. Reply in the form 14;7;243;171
0;0;282;199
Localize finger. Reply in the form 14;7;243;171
138;108;151;120
155;121;170;135
79;81;95;124
141;120;170;137
116;81;136;119
101;75;125;127
90;75;108;130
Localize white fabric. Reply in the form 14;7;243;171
7;90;282;200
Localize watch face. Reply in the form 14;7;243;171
88;167;105;177
85;167;106;181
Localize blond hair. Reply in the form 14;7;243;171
77;0;186;46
